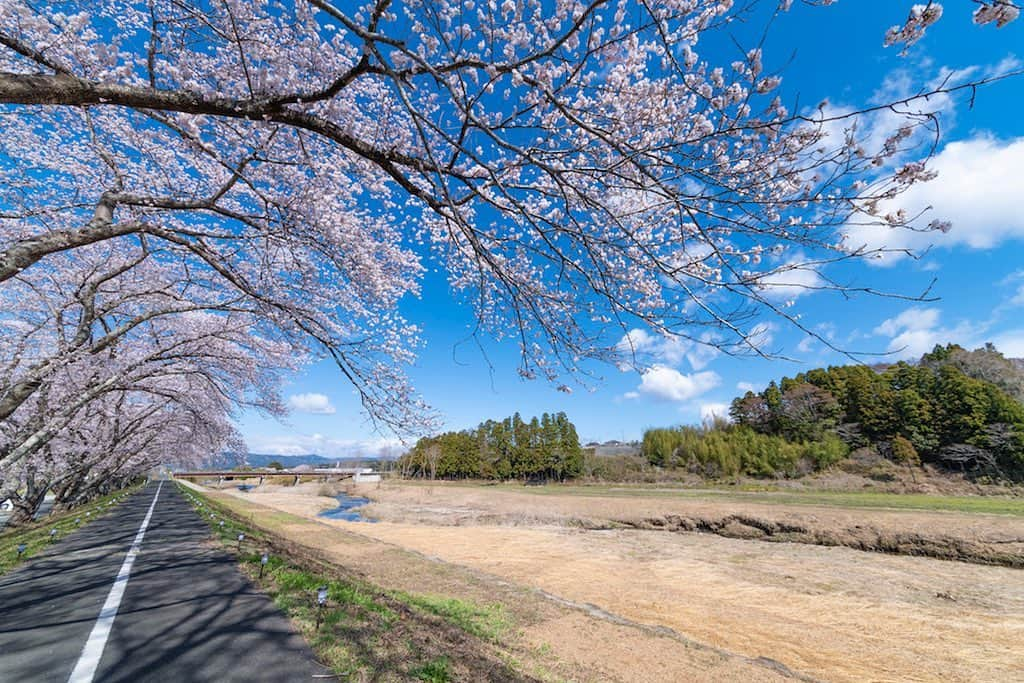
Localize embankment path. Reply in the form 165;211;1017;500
0;481;326;682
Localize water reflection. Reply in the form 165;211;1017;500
318;494;375;522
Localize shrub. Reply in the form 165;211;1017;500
317;483;344;497
804;432;849;469
641;428;679;467
641;424;848;479
890;435;920;466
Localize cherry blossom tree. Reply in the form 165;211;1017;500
0;296;290;464
3;390;242;524
0;241;256;422
0;311;279;524
0;242;304;522
0;0;1019;430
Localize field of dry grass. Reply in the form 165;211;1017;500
207;480;1024;682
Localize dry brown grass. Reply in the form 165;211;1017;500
186;481;792;682
352;481;1024;564
206;480;1024;683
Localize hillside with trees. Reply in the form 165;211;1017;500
642;344;1024;482
399;412;583;482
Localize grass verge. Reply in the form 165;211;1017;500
178;483;530;682
0;485;143;576
396;593;511;643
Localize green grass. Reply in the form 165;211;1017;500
410;479;1024;516
396;592;511;642
411;656;452;682
262;510;310;525
0;485;142;576
712;490;1024;515
269;565;396;621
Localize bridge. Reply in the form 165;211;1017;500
172;468;380;486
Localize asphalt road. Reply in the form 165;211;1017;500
0;482;328;682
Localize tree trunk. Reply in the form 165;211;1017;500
50;470;90;513
4;486;48;528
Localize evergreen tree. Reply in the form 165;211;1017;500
556;412;584;479
396;411;584;481
726;343;1024;478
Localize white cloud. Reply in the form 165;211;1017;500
736;381;758;393
615;328;719;370
886;330;945;359
687;333;721;370
845;137;1024;263
806;70;953;193
872;304;1024;360
818;62;984;175
246;433;404;459
796;337;816;354
873;307;941;337
615;328;688;368
287;392;336;415
1001;272;1024;308
796;322;838;354
751;262;825;300
746;322;777;352
988;330;1024;358
632;365;720;402
699;402;731;422
873;307;973;359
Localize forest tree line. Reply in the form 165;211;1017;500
398;412;583;481
643;344;1024;480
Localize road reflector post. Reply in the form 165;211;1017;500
260;552;269;579
49;529;57;542
316;586;328;631
237;533;244;551
16;543;26;560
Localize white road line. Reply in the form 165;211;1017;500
67;482;163;683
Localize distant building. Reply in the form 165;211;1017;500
354;470;381;483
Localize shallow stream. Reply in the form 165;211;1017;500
318;494;374;522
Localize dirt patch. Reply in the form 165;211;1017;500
213;481;1024;683
352;482;1024;567
606;513;1024;567
340;522;1024;683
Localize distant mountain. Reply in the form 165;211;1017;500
244;453;340;468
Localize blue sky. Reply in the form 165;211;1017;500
240;2;1024;457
